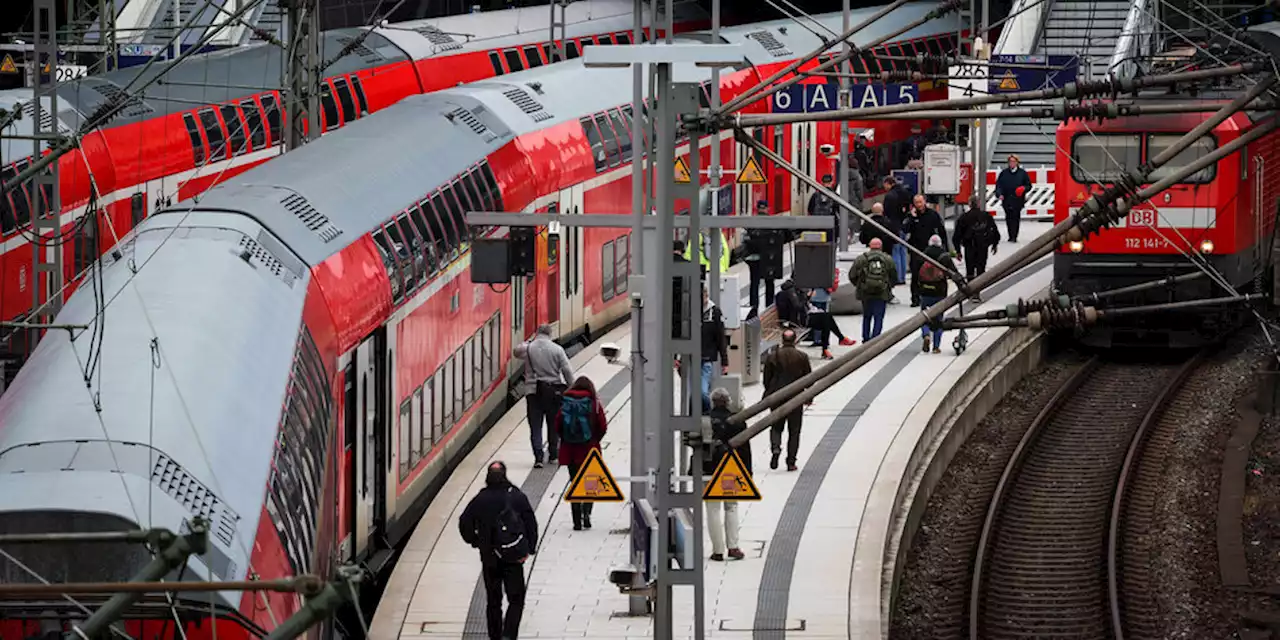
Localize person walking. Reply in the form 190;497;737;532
860;202;902;304
554;376;608;531
903;195;948;307
994;154;1032;243
699;286;729;412
917;235;959;354
744;201;778;320
513;325;575;468
459;461;538;640
703;387;750;561
849;237;896;341
880;177;911;285
952;196;1000;301
763;329;812;471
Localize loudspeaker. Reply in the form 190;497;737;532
509;227;536;276
470;238;511;284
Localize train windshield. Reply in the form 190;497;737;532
1070;133;1141;184
1146;134;1216;184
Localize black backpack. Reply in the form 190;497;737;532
490;489;528;563
972;213;997;245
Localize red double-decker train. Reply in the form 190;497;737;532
0;3;961;638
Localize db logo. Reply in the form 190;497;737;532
1127;205;1158;229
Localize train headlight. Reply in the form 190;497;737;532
1200;240;1214;254
1069;240;1084;254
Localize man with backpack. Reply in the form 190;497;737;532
513;324;575;468
459;461;539;640
849;238;896;342
918;235;959;354
903;194;948;307
952;196;1000;301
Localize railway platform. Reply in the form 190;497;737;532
368;221;1058;640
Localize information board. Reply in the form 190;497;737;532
988;54;1080;93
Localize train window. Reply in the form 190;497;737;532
399;397;412;479
600;34;615;46
334;78;358;124
320;83;339;131
240;100;266;150
488;51;504;76
432;367;446;441
924;38;943;56
472;335;484;400
384;220;415;296
698;81;711;110
453;176;480;216
423;196;454;259
371;229;403;302
261;94;283;144
411;387;424;469
452;352;464;422
407;205;440;275
623;105;647;152
350;76;370;115
439;185;470;249
464;169;492;214
479;162;504;212
617;32;631;45
1070;133;1141;184
602;240;615;302
488;314;501;386
580;116;608;172
423;377;435;453
0;165;15;235
73;210;97;276
462;337;474;408
428;193;460;257
849;53;869;75
523;46;543;68
1147;134;1217;184
131;193;144;227
478;326;490;390
593;113;622;168
503;49;524;73
607;109;632;161
542;42;558;64
394;215;423;291
548;233;559;266
220;105;248;156
566;40;580;59
615;234;629;296
182;113;206;165
443;355;456;427
198;108;226;162
9;184;31;231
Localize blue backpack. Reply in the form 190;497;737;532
560;396;594;444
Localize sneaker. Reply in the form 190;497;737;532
822;349;833;360
710;553;725;562
839;337;856;346
549;456;558;465
933;346;942;354
534;460;544;469
770;452;780;470
969;294;982;303
728;548;746;560
922;337;931;353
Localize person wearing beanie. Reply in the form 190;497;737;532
917;235;958;354
459;461;538;640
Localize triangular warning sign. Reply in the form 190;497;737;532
997;71;1019;91
0;55;16;74
702;449;762;501
674;156;692;184
737;154;767;185
42;61;51;74
563;448;624;503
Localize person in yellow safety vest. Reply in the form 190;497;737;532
682;231;731;275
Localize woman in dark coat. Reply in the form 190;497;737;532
554;376;608;530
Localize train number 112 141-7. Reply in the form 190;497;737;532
1124;237;1165;249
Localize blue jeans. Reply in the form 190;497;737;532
701;360;714;412
810;299;829;345
862;298;887;341
892;243;908;285
919;295;944;346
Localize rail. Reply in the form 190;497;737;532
1109;0;1158;81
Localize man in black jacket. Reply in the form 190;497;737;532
699;286;729;412
459;462;539;640
743;202;778;319
807;175;838;217
994;154;1033;243
952;196;1000;295
880;176;910;226
903;194;948;307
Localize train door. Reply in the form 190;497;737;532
350;328;388;558
791;122;817;214
557;185;585;338
544;205;561;332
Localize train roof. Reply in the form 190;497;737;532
179;1;959;268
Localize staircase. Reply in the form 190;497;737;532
251;0;285;43
143;0;222;46
990;0;1131;167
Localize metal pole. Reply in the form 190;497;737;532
67;520;208;639
627;0;647;618
172;0;180;60
283;0;320;151
30;0;62;355
683;83;707;640
651;60;675;640
261;579;356;640
837;0;852;251
708;0;723;392
974;0;989;193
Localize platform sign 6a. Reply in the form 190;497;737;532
772;82;917;114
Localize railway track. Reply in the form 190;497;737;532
968;353;1204;639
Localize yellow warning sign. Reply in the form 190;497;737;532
702;450;762;501
674;156;692;184
0;55;16;74
564;448;624;503
736;154;767;185
997;71;1019;91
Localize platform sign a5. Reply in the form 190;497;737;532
772;82;918;114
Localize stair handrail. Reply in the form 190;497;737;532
982;0;1053;167
1109;0;1156;81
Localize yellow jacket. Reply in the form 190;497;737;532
683;232;731;273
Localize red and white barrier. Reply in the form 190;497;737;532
984;166;1055;220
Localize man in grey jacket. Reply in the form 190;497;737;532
513;324;575;468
